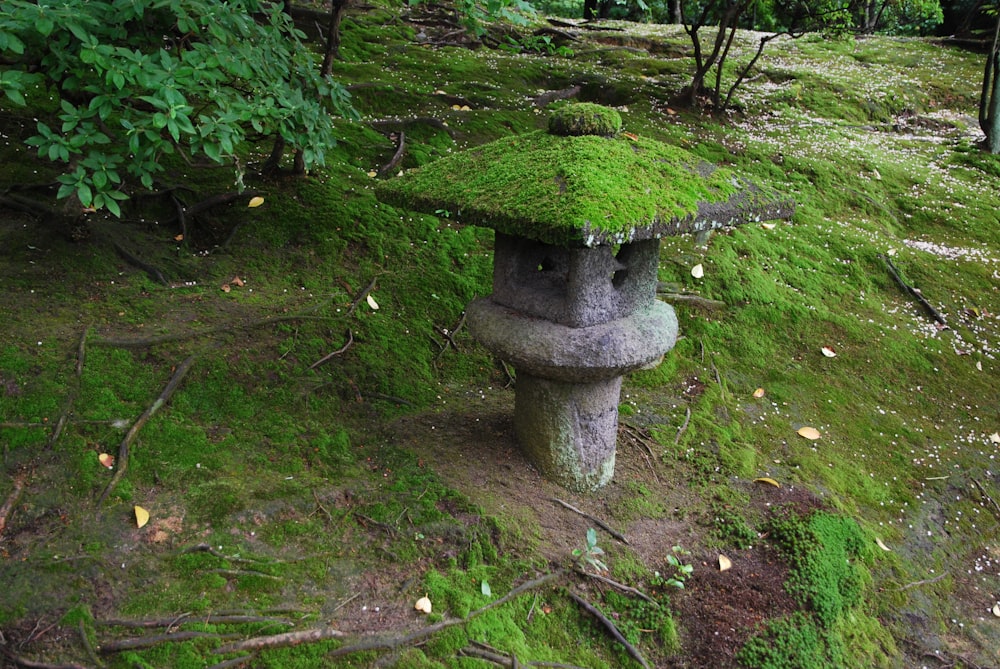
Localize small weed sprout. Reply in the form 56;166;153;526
572;528;608;573
657;545;693;589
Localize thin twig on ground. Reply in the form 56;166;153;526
575;569;657;605
567;591;650;669
49;327;89;447
97;356;196;505
971;478;1000;520
675;406;692;445
0;647;88;669
550;498;629;545
346;277;378;317
900;571;948;590
309;329;354;369
879;254;947;325
98;615;291;629
620;423;659;484
98;631;232;653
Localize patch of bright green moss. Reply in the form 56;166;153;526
377;129;749;247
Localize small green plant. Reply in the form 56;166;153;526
659;545;693;589
572;528;608;573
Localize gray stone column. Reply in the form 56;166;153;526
514;373;622;492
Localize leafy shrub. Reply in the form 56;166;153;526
0;0;355;214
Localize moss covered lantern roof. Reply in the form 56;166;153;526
375;103;794;248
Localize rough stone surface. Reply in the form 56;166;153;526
465;298;678;383
514;373;621;492
491;234;660;328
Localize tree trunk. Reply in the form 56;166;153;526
980;11;1000;153
320;0;349;75
583;0;599;20
672;0;682;24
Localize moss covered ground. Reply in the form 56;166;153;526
1;6;999;668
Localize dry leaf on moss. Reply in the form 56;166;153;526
718;555;732;572
797;426;821;440
752;387;765;398
248;196;264;208
754;477;780;487
134;506;150;529
691;263;704;279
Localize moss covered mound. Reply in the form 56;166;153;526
548;102;623;137
377;129;793;247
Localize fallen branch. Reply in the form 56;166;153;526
179;543;274;564
346;277;378;317
533;85;581;108
0;647;87;669
879;254;947;325
309;329;354;370
369;117;457;138
575;569;657;606
567;591;650;669
459;640;593;669
98;614;291;629
674;406;692;445
49;328;89;447
97;356;196;504
550;498;629;545
900;571;948;591
214;571;565;658
378;131;406;176
971;478;1000;520
0;470;28;538
213;627;344;655
99;630;231;653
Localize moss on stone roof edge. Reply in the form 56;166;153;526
375;130;794;247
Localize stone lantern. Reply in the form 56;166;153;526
377;103;793;492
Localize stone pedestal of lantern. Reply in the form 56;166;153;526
376;103;794;492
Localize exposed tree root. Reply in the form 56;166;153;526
98;614;292;629
378;131;407;176
567;590;651;669
550;498;629;545
459;640;592;668
369;117;458;138
97;356;196;505
0;469;28;538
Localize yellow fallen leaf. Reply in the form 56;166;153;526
761;222;776;230
691;263;704;279
977;361;983;371
248;196;265;208
718;554;732;572
433;89;447;95
754;477;780;488
752;387;765;398
797;426;821;440
366;294;379;310
989;432;1000;444
98;453;115;469
134;505;150;529
460;105;470;111
414;595;432;613
887;248;897;256
992;603;1000;617
221;283;231;293
367;170;377;178
875;538;891;551
451;104;461;110
821;346;837;358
